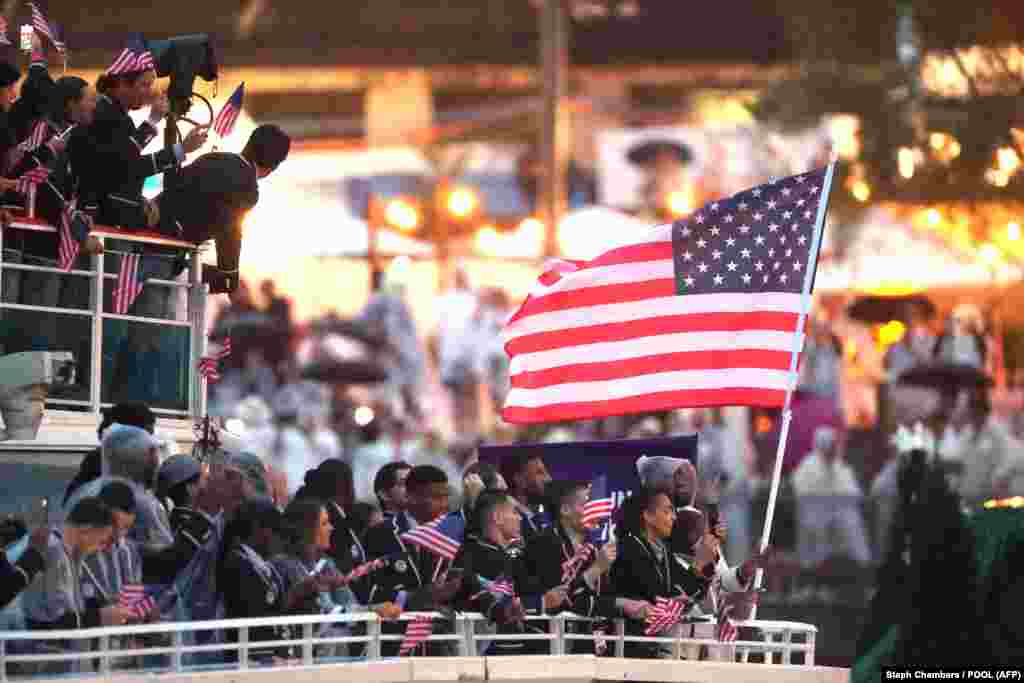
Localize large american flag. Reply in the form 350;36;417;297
212;83;244;138
501;166;834;424
112;253;144;315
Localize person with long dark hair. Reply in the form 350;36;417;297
294;460;364;573
610;487;716;659
216;499;291;663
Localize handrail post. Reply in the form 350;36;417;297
0;218;5;303
366;617;380;660
614;619;624;658
806;629;815;666
238;627;249;670
302;623;314;666
98;635;111;675
89;240;105;416
549;615;564;656
171;630;183;672
458;616;472;657
0;634;7;682
188;249;205;419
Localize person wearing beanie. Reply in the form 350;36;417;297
157;453;216;554
64;403;156;505
154;124;291;297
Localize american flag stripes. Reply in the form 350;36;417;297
107;36;154;76
212;83;244;139
501;167;833;424
198;338;233;381
27;3;60;52
58;203;81;271
112;253;144;315
581;498;614;528
118;584;160;619
644;596;689;636
16;165;49;195
400;512;465;561
20;120;50;152
560;542;596;584
711;578;739;642
341;557;387;584
398;615;434;656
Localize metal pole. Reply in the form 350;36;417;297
540;0;570;259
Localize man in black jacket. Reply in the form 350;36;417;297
361;465;462;656
526;480;651;654
454;491;548;655
155;124;290;297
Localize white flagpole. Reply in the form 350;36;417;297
749;157;839;616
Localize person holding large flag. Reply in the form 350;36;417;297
610;487;717;659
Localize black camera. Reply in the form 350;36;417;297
145;34;218;117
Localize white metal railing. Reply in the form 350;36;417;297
0;217;208;422
0;611;816;679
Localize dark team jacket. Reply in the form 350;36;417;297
73;94;175;230
512;498;549;548
140;506;215;585
325;501;367;576
155;152;259;294
361;513;455;657
219;542;289;661
0;544;45;610
360;512;443;608
525;524;618;620
453;536;546;655
609;532;712;658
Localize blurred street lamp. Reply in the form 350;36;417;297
446;186;479;219
384;198;421;232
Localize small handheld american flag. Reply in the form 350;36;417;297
57;201;86;271
118;584;163;619
711;579;739;642
560;542;595;584
341;557;387;584
581;497;614;528
197;338;232;381
112;253;144;315
107;35;154;76
16;165;49;195
644;595;690;636
400;512;465;562
212;83;244;139
398;615;434;656
27;3;60;51
19;120;51;153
